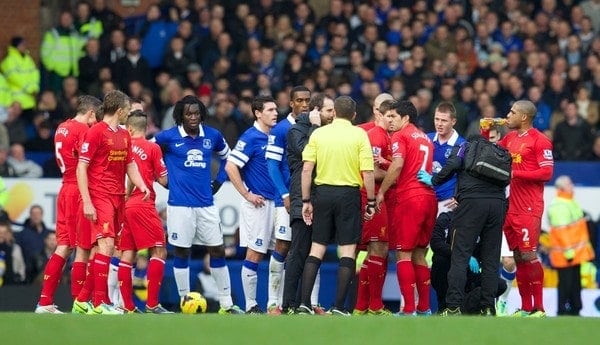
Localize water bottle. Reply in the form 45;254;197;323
480;118;507;130
0;250;6;287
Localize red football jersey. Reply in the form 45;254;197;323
358;121;376;132
499;128;553;217
128;137;167;204
368;125;391;191
390;123;435;201
79;121;134;195
54;119;89;184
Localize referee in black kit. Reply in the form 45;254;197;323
417;137;507;316
296;96;376;316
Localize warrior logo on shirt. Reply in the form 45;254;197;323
184;149;206;168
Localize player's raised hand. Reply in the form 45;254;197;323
302;202;313;225
308;106;321;126
83;201;97;221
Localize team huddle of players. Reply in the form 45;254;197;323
33;87;553;317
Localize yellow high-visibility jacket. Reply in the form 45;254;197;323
0;46;40;110
547;196;595;268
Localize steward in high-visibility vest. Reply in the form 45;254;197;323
0;38;40;111
0;73;11;108
547;178;595;268
41;12;85;79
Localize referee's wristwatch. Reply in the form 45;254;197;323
302;198;311;203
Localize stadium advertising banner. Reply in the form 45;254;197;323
3;178;243;235
3;178;599;234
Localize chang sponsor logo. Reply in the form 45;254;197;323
184;149;207;168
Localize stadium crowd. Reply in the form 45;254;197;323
1;0;600;178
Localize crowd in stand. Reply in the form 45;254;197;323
1;0;600;178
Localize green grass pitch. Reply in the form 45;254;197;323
1;313;598;345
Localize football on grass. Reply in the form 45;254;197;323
180;292;208;314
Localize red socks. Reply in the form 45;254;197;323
396;260;416;314
414;264;431;312
118;261;134;311
92;253;110;307
38;254;66;306
70;261;86;299
516;259;544;312
367;256;386;311
146;257;166;308
354;262;370;312
76;259;95;302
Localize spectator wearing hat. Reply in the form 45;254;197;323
1;36;40;121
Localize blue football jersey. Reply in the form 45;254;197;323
154;125;230;207
266;115;294;206
428;130;466;201
228;123;276;200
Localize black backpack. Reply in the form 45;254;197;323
464;138;512;187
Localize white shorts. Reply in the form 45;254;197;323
239;199;275;254
166;205;223;248
500;231;513;258
274;206;291;241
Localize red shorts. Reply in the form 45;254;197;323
90;194;125;244
360;195;388;246
118;202;166;251
503;213;541;252
55;183;79;248
385;189;396;230
76;197;94;250
390;194;437;251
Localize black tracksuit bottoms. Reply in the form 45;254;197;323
446;197;506;310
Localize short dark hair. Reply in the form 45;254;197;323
290;85;311;100
126;110;148;132
309;93;326;110
392;100;418;124
172;95;207;125
334;96;356;120
378;99;395;115
76;95;102;116
251;96;276;119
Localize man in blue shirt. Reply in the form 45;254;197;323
427;102;465;215
265;86;310;314
225;96;279;314
154;95;243;314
